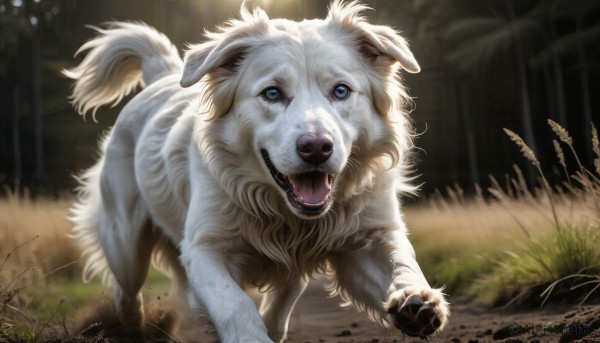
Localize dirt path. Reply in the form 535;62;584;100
280;284;600;343
79;281;600;343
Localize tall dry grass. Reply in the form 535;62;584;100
0;189;174;342
406;119;600;306
0;188;80;341
0;188;79;285
405;179;596;299
489;120;600;306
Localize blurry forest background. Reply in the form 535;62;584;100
1;0;599;197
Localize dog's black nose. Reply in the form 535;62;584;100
297;133;333;165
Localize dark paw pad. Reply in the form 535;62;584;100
388;292;447;339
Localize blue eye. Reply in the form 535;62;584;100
333;84;350;100
262;87;281;101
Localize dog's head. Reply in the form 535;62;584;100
181;1;419;220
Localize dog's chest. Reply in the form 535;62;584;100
227;221;347;287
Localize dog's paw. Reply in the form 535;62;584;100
385;288;449;339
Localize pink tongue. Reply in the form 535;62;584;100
289;172;331;207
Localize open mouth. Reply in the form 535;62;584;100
261;149;335;216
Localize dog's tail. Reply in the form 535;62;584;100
63;22;182;119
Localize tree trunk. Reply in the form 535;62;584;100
505;0;537;186
152;0;166;33
552;56;568;127
459;85;480;187
12;87;22;184
542;66;556;122
576;15;593;163
549;18;568;127
31;32;44;190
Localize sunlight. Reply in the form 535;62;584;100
225;0;293;10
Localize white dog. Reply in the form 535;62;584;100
65;1;449;341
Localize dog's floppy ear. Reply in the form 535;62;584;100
327;1;420;73
180;6;270;88
180;39;249;88
180;42;218;88
355;24;420;73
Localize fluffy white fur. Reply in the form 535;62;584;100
65;2;449;342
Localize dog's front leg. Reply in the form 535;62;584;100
383;229;450;338
180;243;273;343
329;228;449;339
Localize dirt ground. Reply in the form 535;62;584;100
283;286;599;343
157;281;600;343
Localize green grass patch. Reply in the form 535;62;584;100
1;266;173;342
412;119;600;307
19;266;172;319
412;236;495;295
0;325;37;343
474;224;600;306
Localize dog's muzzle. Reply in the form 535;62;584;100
261;149;335;217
